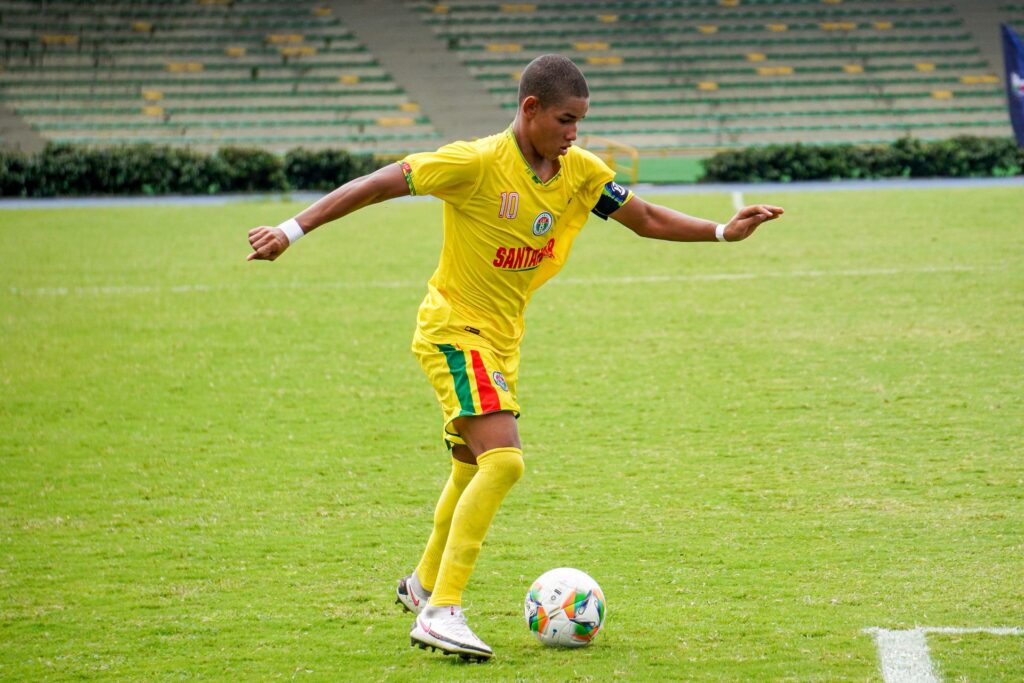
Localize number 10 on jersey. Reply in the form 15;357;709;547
498;191;519;219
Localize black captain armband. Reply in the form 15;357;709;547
591;180;633;220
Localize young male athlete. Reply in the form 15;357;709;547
247;54;783;661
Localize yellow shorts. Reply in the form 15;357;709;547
412;332;521;447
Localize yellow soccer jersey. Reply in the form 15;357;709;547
400;127;627;353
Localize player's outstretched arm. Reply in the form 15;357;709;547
247;163;410;261
610;195;783;243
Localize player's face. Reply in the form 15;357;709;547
534;96;589;161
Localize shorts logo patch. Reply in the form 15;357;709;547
492;371;509;392
532;211;554;236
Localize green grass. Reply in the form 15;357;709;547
930;632;1024;682
1;186;1022;681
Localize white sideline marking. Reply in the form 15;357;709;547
731;190;744;211
6;264;997;297
867;628;939;683
864;627;1023;683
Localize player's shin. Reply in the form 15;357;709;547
414;456;478;592
430;447;524;606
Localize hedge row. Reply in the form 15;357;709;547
701;136;1024;182
0;144;381;197
3;136;1020;195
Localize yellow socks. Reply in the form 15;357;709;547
430;447;524;607
415;457;478;593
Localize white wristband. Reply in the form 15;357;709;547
715;223;728;242
277;217;305;245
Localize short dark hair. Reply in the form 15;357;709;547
517;54;589;107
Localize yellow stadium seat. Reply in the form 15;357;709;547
266;34;304;44
166;62;204;73
487;43;523;52
280;46;317;57
40;34;78;46
757;66;794;76
377;117;416;126
960;74;999;84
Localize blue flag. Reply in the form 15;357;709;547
1003;23;1024;146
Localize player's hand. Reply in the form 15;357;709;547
724;204;784;242
247;226;289;261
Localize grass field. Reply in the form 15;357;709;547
1;185;1022;681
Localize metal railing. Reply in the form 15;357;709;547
579;134;639;184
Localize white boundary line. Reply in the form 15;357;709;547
864;627;1023;683
3;176;1020;210
5;264;997;298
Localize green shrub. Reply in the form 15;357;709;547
0;144;377;197
0;149;32;197
284;148;378;191
0;144;230;197
216;147;288;193
701;136;1023;182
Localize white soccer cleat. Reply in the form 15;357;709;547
409;604;494;661
395;574;429;615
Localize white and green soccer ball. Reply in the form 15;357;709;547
524;567;606;647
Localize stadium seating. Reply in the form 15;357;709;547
0;0;443;153
1005;2;1024;35
0;0;1013;157
408;0;1011;150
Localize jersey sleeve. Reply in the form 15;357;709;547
570;148;634;220
398;141;481;206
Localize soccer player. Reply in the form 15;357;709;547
247;54;783;661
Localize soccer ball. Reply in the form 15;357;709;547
524;567;606;647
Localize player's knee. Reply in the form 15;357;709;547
479;447;524;487
505;450;525;485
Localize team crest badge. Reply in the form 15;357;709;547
492;371;509;392
532;212;553;236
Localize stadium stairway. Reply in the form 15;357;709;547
0;99;43;152
332;0;506;141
